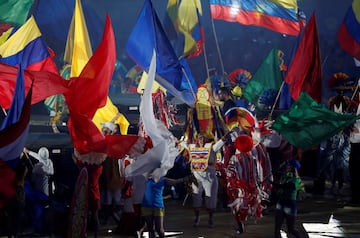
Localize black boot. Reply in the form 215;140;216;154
193;208;200;227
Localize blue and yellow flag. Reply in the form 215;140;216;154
126;0;197;106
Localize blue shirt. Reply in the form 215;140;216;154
142;177;165;208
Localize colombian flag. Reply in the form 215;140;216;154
209;0;301;36
338;0;360;61
0;16;58;74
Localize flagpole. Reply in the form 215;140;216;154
1;107;7;116
268;81;285;121
202;42;210;80
346;77;360;112
210;18;225;76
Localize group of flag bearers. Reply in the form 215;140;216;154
1;0;360;237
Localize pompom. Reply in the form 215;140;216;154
235;134;254;153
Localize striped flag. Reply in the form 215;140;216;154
209;0;302;36
338;0;360;60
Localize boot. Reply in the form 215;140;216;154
207;209;214;228
193;208;200;227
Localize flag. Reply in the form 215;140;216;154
126;50;179;178
0;67;32;164
126;0;197;106
0;16;58;74
243;47;283;107
0;62;71;109
30;0;103;58
284;13;322;102
272;92;360;150
0;27;14;45
166;0;204;58
63;0;92;78
64;0;126;134
1;65;25;130
0;0;34;26
65;15;116;154
209;0;301;36
92;100;130;135
338;0;360;61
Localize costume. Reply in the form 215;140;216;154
274;161;304;238
28;147;54;196
189;141;218;227
226;143;272;233
349;105;360;204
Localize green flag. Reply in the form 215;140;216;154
243;47;282;107
0;0;34;26
272;92;360;150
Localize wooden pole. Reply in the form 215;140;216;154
268;81;285;121
210;18;225;76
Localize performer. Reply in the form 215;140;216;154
274;160;304;238
222;109;273;234
189;134;218;228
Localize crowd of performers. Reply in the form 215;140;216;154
2;73;360;238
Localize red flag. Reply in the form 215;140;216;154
65;15;116;154
0;62;71;109
285;13;322;102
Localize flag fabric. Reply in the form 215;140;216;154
0;16;58;74
272;92;360;150
92;99;130;135
1;65;25;130
209;0;301;36
0;0;34;26
0;62;71;109
125;50;179;179
126;0;197;106
65;15;116;154
0;69;32;164
284;13;322;102
243;47;282;107
0;27;14;45
166;0;204;58
64;0;127;134
63;0;92;78
338;0;360;61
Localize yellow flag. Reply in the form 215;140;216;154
64;0;92;77
137;71;166;94
92;98;130;135
0;27;13;46
64;0;129;133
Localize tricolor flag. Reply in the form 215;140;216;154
0;16;58;74
209;0;302;36
338;0;360;61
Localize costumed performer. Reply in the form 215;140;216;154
189;134;218;228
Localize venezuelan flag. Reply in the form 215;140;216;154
0;16;58;74
210;0;301;36
338;0;360;61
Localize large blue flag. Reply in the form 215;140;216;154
126;0;196;106
0;65;32;167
